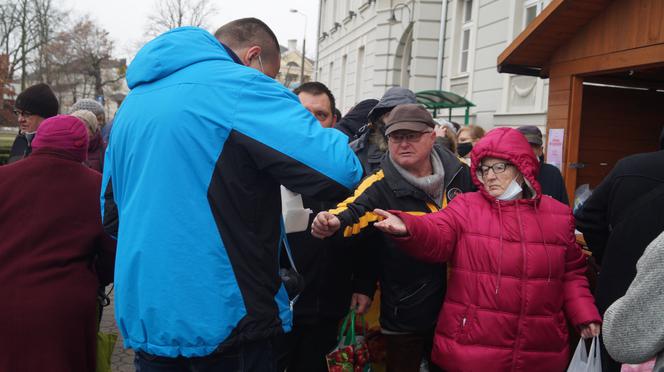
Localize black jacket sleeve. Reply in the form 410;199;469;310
101;178;119;239
575;168;615;263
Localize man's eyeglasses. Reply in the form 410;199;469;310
479;162;513;176
13;109;33;117
387;132;427;144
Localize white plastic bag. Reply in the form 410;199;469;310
568;337;602;372
574;184;592;214
280;186;312;233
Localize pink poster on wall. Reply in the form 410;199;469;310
546;128;565;171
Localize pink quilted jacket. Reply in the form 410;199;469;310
392;128;601;372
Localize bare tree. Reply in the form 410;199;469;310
146;0;217;36
47;16;124;101
32;0;65;84
0;0;64;90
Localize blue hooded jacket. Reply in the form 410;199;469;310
101;27;362;357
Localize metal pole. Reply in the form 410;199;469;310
314;0;322;80
435;0;449;90
300;38;306;84
291;9;308;85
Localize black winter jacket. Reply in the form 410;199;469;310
8;133;30;164
330;146;473;333
575;151;664;372
576;150;664;263
538;162;569;205
284;196;375;325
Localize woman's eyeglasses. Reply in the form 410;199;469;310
13;109;33;117
479;162;513;176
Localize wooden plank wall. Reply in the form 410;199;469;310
544;0;664;201
553;0;664;65
545;74;582;203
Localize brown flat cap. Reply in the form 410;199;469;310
384;104;435;135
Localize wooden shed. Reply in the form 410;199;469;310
498;0;664;201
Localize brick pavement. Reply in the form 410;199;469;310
99;285;135;372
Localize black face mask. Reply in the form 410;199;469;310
458;142;473;157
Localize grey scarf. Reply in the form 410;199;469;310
390;150;445;207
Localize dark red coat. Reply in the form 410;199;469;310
0;149;116;372
392;128;601;372
86;131;106;173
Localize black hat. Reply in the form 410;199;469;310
15;83;59;118
516;125;543;146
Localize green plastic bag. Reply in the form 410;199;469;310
326;310;372;372
96;331;118;372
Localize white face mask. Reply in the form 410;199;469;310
497;178;523;201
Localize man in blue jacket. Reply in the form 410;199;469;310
101;18;363;372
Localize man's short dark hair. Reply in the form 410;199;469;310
214;18;280;61
293;82;336;114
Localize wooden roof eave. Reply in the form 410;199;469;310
497;0;610;79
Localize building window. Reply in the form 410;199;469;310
459;0;473;74
523;0;545;29
340;55;348;109
328;61;334;90
463;0;473;22
355;47;365;101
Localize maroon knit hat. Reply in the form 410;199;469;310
32;115;89;162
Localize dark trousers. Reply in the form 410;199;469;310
275;320;339;372
134;339;276;372
385;332;442;372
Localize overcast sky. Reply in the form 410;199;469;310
63;0;320;61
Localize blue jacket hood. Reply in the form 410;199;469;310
127;27;231;89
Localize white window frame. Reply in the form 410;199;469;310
523;0;545;29
458;0;473;74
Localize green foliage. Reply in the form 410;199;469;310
0;132;15;165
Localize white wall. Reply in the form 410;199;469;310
317;0;550;128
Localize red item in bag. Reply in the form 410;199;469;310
326;310;372;372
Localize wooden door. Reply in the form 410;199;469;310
576;84;664;188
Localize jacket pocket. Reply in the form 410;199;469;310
398;282;427;303
384;281;445;332
455;304;478;344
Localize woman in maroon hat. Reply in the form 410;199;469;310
0;115;116;372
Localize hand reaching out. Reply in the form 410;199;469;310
373;209;408;236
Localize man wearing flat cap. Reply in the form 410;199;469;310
8;83;59;164
516;125;569;205
312;104;473;372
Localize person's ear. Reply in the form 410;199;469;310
242;46;262;66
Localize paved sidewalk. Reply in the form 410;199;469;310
99;286;135;372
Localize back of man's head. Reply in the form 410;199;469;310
293;82;336;114
214;18;280;76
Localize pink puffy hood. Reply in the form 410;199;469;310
469;127;542;201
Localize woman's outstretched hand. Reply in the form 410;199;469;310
373;209;408;236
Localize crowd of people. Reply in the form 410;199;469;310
0;17;662;372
